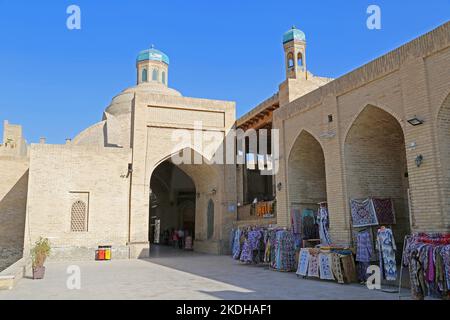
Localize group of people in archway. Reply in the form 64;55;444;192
161;228;193;250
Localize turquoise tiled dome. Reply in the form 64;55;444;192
283;26;306;44
137;47;170;65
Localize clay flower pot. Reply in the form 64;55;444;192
32;266;46;280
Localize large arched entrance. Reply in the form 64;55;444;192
437;93;450;227
288;131;327;238
149;160;196;247
147;148;222;254
344;105;411;252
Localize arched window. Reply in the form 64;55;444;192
142;68;148;82
71;200;88;232
162;71;166;85
297;52;304;67
152;69;159;81
287;53;294;69
207;199;214;239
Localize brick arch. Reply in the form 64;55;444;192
288;128;325;161
149;147;221;244
436;92;450;227
344;104;411;246
343;104;406;144
287;130;327;224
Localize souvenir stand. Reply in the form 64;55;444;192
399;233;450;300
350;198;398;283
230;225;297;272
292;202;359;284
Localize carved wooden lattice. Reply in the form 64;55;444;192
71;200;87;232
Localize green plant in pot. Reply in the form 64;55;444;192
31;237;51;280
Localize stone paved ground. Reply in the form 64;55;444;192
0;246;407;300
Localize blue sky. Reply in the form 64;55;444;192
0;1;449;144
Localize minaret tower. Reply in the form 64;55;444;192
283;26;307;80
136;45;170;86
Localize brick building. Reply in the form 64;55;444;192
0;21;449;271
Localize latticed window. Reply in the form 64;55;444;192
71;200;88;232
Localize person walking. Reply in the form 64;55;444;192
172;229;178;248
178;229;185;249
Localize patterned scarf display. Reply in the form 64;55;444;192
356;229;374;262
350;199;379;227
372;198;396;225
270;230;296;272
403;233;450;299
376;228;397;281
302;209;319;240
240;230;262;263
318;204;332;245
307;250;320;278
319;252;335;280
290;208;302;234
296;248;310;277
331;253;345;284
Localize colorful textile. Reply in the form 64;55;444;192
350;199;379;227
376;228;397;281
408;247;426;300
291;208;302;234
270;230;296;271
331;253;345;284
441;245;450;290
296;249;310;276
232;229;241;260
319;253;335;280
302;209;318;240
307;250;320;278
357;261;370;282
318;204;332;245
372;198;396;225
426;246;435;283
340;254;358;283
356;229;374;262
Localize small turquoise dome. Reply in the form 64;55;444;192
283;26;306;44
137;47;170;65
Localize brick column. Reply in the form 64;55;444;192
400;57;446;232
128;94;150;258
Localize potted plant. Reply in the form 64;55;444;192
31;237;51;280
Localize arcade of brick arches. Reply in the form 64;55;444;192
1;22;450;298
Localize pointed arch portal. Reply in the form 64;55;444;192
344;105;411;250
288;131;327;219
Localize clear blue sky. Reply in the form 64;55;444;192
0;0;449;144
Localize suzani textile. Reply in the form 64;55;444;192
376;228;397;281
307;250;320;278
319;253;335;280
302;209;319;240
240;230;262;263
232;228;241;260
270;230;296;272
331;253;345;284
350;199;378;227
296;249;310;277
318;204;332;245
372;198;396;225
356;229;374;262
291;208;302;235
